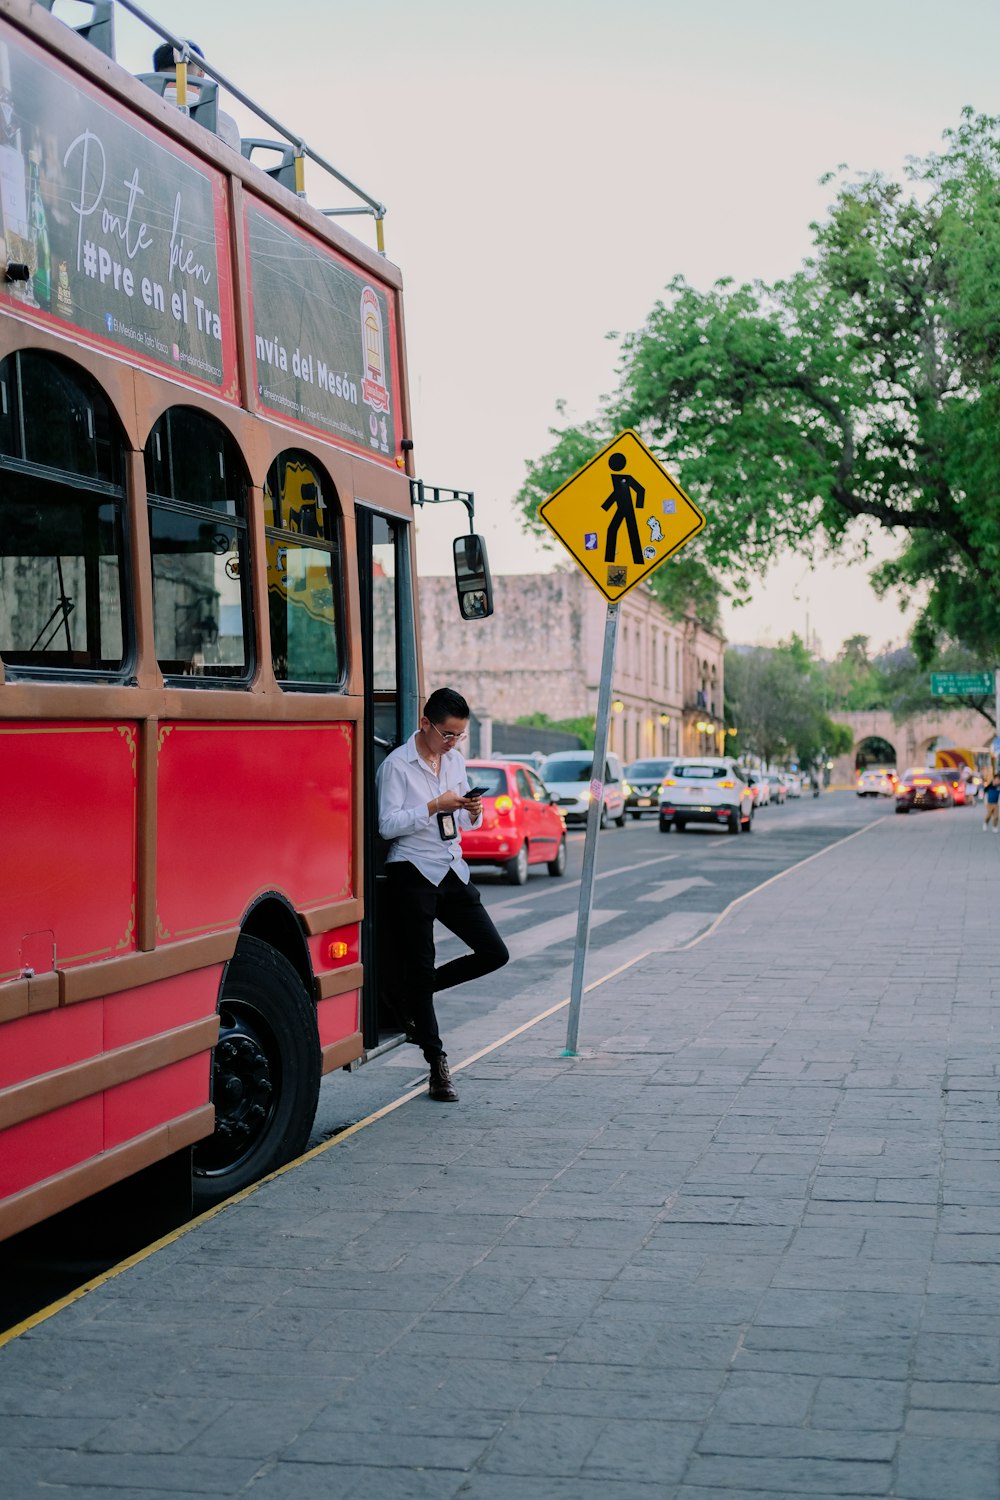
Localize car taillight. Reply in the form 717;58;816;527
494;794;513;813
661;778;676;786
934;784;948;795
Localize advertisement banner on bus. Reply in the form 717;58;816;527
0;28;238;399
245;200;399;465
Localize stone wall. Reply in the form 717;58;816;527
419;570;727;762
418;572;589;724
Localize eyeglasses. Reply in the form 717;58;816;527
429;723;467;744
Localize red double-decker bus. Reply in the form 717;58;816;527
0;0;491;1240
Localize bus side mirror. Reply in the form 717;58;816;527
453;534;493;620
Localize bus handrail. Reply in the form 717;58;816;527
112;0;388;248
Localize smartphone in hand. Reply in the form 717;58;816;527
465;785;489;798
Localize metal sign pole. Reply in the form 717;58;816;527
563;602;620;1056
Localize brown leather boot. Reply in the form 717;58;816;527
428;1055;459;1102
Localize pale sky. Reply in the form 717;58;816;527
109;0;1000;657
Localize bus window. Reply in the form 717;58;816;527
0;351;128;676
263;450;344;688
371;513;398;698
145;407;252;681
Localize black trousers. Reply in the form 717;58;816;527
385;862;509;1061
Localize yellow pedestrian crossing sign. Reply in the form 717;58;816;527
538;429;706;602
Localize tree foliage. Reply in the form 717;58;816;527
825;638;996;729
725;638;852;768
515;710;596;749
517;111;1000;661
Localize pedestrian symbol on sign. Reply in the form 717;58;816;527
602;453;646;565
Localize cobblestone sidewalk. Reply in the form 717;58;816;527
2;808;998;1498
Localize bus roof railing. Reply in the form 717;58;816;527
48;0;389;252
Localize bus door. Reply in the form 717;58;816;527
355;505;419;1048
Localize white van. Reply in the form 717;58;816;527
540;750;626;828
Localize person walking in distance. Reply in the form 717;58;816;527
983;773;1000;831
377;688;509;1101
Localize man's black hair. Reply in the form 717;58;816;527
153;39;205;71
424;687;469;723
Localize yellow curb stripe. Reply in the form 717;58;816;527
2;817;884;1348
0;950;652;1349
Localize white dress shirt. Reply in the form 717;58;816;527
377;733;482;886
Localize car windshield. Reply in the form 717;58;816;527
462;766;507;797
626;760;671;778
542;757;592;782
677;764;728;779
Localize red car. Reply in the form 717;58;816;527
937;768;968;806
895;768;952;813
461;760;567;884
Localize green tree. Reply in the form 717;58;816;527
872;645;996;729
517;111;1000;662
725;639;853;768
515;710;596;749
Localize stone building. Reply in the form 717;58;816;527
418;570;726;762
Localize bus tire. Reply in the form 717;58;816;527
192;935;320;1209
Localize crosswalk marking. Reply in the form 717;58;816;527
637;875;712;904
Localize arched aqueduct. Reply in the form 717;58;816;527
830;708;995;783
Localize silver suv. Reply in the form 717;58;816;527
541;750;626;828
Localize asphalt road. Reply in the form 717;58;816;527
311;788;893;1135
0;790;891;1335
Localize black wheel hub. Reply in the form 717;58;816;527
194;1007;277;1176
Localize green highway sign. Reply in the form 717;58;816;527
930;671;994;696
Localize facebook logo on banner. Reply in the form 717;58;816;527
584;533;598;550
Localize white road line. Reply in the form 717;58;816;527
477;852;681;915
437;907;624;963
637;875;713;904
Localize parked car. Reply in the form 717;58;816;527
658;756;754;834
494;751;548;772
857;769;896;797
895;768;953;814
540;750;626;828
746;771;771;807
623;757;675;819
937;768;969;806
461;760;567;883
